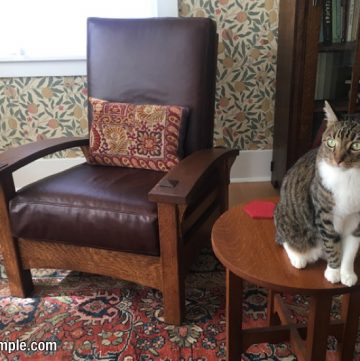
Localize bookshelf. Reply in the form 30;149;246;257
271;0;360;187
319;41;357;52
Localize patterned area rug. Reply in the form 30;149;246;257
0;249;359;361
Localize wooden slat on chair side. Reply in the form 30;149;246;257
19;238;162;290
181;189;218;236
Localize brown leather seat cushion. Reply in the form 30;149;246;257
9;163;165;256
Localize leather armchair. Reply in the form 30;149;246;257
0;17;238;325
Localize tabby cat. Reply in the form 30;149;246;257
274;101;360;287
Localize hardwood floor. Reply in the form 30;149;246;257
229;182;279;208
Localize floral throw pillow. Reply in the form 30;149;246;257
87;97;188;171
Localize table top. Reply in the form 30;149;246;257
211;200;360;294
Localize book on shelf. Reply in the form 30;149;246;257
351;1;360;40
341;0;348;42
321;0;359;44
332;0;342;43
322;54;332;99
315;52;348;100
346;0;360;41
323;0;333;44
346;0;355;41
315;53;325;100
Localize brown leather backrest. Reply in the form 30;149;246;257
87;17;218;156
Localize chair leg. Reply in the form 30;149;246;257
162;270;185;325
158;203;184;325
0;185;34;297
4;263;33;298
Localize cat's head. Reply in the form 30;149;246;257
319;101;360;169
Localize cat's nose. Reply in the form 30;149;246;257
334;152;346;166
334;158;345;167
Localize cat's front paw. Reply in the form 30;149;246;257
289;257;307;269
283;243;307;269
324;266;341;284
341;272;358;287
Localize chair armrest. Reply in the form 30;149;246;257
0;136;89;179
148;148;238;204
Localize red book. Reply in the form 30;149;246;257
243;200;276;219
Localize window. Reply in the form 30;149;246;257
0;0;178;77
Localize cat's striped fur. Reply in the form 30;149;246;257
274;101;360;286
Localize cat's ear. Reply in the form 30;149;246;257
324;100;338;125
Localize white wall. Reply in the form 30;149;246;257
13;151;272;189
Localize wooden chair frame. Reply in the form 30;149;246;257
0;136;237;325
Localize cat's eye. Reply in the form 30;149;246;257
326;138;336;148
351;142;360;151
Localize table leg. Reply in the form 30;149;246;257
305;294;332;361
226;268;243;361
267;289;279;327
340;292;360;361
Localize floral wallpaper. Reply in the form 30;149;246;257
0;0;278;156
0;76;88;157
180;0;278;150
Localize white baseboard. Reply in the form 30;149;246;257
13;150;272;189
230;150;272;182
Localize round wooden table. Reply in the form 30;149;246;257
211;202;360;361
